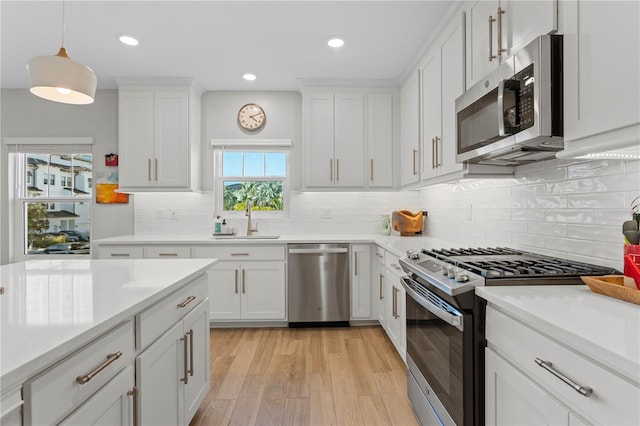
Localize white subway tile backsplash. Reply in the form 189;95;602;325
567;160;625;179
511;208;546;221
545;209;593;224
566;224;622;244
527;222;567;237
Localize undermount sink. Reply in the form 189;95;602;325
210;235;280;240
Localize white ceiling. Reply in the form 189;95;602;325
1;1;460;91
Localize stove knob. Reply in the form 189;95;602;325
441;266;449;276
455;272;470;283
447;267;456;279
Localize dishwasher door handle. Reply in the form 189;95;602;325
288;248;349;254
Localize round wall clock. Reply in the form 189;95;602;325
237;103;266;131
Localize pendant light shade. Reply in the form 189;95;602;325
26;1;97;105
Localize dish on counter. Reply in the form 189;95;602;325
581;275;640;305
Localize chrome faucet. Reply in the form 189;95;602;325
245;200;256;236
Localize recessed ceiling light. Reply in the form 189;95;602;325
327;36;345;48
117;34;140;46
242;73;257;81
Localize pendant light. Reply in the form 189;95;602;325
26;0;97;105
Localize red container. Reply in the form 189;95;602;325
623;245;640;289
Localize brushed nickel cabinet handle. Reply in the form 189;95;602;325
392;287;397;318
412;149;417;175
127;387;137;426
158;253;178;257
336;158;340;182
354;252;358;276
370;158;374;181
76;351;123;384
435;136;440;167
242;269;246;293
148;159;152;181
180;335;189;384
535;358;593;397
235;269;238;294
177;295;196;309
432;138;436;169
187;329;194;376
110;253;131;257
488;15;497;61
330;159;333;182
230;253;250;256
497;7;506;55
379;274;384;300
155;158;159;181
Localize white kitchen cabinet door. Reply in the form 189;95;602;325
400;70;421;186
118;90;155;188
374;257;386;326
367;93;394;188
485;347;570;426
182;301;211;422
420;52;442;181
465;0;501;88
136;321;185;426
350;244;372;319
59;366;134;426
154;90;190;187
334;93;365;187
303;93;335;187
385;272;406;361
207;262;242;320
504;0;557;56
240;261;286;320
563;0;640;146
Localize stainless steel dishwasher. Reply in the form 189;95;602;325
287;243;350;327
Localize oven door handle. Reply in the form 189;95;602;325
401;277;464;332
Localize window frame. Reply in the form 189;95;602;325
6;146;92;263
213;147;290;218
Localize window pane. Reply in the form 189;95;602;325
222;152;243;176
71;154;93;197
25;154;92;198
244;152;265;176
222;180;283;211
265;153;286;176
24;202;91;255
25;154;49;198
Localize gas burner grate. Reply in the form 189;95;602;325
460;258;616;278
423;247;522;258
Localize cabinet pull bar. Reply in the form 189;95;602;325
435;136;440;167
379;274;384;300
488;15;497;61
534;358;593;397
180;335;189;384
187;329;194;376
230;253;250;256
497;6;506;55
76;351;123;384
355;252;358;276
242;270;246;293
147;159;152;181
127;387;138;426
336;158;340;182
155;158;159;181
110;253;130;257
330;159;333;182
370;158;374;181
431;138;436;169
158;253;178;257
412;149;417;175
177;295;197;308
392;287;396;318
235;269;238;294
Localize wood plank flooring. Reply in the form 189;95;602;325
190;326;419;426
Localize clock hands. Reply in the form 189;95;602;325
250;113;263;122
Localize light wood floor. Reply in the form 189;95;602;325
190;326;419;426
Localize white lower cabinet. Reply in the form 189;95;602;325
350;244;372;319
373;248;386;326
207;261;286;321
385;271;406;361
136;299;210;426
59;366;134;426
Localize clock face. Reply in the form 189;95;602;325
237;103;266;131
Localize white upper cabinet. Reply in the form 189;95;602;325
400;70;421;186
303;90;395;189
118;83;201;192
560;0;640;154
420;13;465;182
465;0;557;88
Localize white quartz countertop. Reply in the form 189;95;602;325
0;258;215;391
476;285;640;384
93;233;462;258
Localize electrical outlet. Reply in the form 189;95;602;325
170;210;178;220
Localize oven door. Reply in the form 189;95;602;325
402;276;469;426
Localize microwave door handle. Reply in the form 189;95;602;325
498;79;520;136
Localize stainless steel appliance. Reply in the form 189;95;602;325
399;247;618;426
287;243;350;326
455;35;563;166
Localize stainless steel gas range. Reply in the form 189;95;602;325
398;247;618;426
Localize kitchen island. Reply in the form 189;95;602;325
0;258;215;425
476;285;640;425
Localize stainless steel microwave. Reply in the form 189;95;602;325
455;35;563;166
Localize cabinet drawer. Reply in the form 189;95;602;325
486;306;640;425
192;245;285;261
385;252;404;277
23;320;135;425
137;274;208;350
144;245;191;259
99;245;143;259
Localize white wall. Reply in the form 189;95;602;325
0;89;134;263
418;158;640;271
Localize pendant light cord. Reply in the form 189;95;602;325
61;0;65;48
